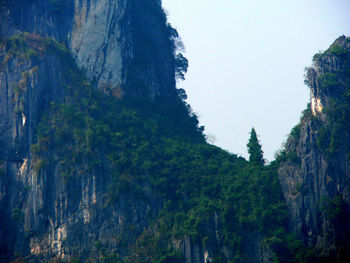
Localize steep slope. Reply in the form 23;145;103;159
0;0;181;98
278;36;350;261
0;1;187;261
0;32;190;262
0;34;286;262
4;1;350;263
0;1;287;263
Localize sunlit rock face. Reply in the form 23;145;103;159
306;36;350;119
8;1;350;262
69;0;126;92
311;95;323;116
0;0;176;98
0;1;174;261
0;42;161;259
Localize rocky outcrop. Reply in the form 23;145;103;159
278;117;329;245
0;34;148;261
5;1;349;263
279;36;350;258
172;214;274;263
69;0;127;92
0;36;70;162
0;1;175;260
0;0;73;43
0;30;271;262
0;0;178;98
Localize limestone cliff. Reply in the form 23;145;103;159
3;1;349;263
0;1;181;261
278;36;350;260
0;0;179;98
0;32;157;262
0;26;274;262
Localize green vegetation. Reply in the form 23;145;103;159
49;0;72;13
174;53;189;80
312;51;324;62
295;40;350;159
317;97;350;157
330;45;348;57
4;32;348;263
312;43;348;62
1;32;72;66
18;33;292;261
320;73;339;90
290;124;301;141
94;241;124;263
247;128;264;165
0;3;348;261
32;70;288;261
0;0;7;8
278;39;350;262
11;208;23;221
274;149;301;166
5;27;337;262
0;160;5;177
320;195;346;220
314;47;350;158
125;0;189;96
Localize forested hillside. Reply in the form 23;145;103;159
0;1;349;262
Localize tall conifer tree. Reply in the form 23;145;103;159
247;128;264;165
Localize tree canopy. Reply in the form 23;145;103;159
247;128;264;165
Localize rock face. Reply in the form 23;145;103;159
278;36;350;258
173;222;273;263
0;34;158;261
2;1;349;262
0;1;178;261
0;36;65;162
70;0;126;92
0;0;177;98
0;1;274;261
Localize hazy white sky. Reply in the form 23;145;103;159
162;0;350;161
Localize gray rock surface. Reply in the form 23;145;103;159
0;33;163;261
278;36;350;254
6;1;347;262
0;1;188;262
0;0;168;259
0;39;65;162
69;0;126;92
0;0;176;98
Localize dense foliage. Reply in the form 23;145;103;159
1;0;349;260
5;29;340;262
310;43;350;158
247;128;264;166
14;33;294;262
4;31;347;263
278;39;350;263
124;0;188;97
34;99;291;262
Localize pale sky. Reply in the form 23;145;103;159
162;0;350;161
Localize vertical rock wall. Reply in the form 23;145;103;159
69;0;126;92
278;36;350;257
0;1;175;261
0;0;177;99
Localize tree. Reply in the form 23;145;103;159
247;128;264;165
174;53;188;80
